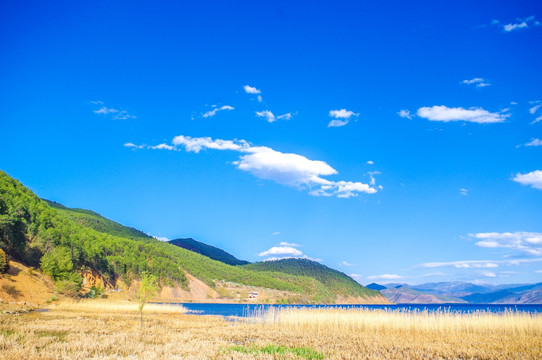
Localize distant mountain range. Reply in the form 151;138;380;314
367;281;542;304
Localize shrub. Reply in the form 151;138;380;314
1;283;20;298
0;249;8;273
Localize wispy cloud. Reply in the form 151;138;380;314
136;135;378;198
460;188;469;196
279;241;301;247
491;16;540;32
398;109;413;119
327;109;359;127
530;104;541;115
243;85;261;94
461;78;490;88
202;105;234;118
255;110;292;123
124;142;145;149
472;232;542;256
367;171;380;186
416;258;542;268
367;274;403;280
532;116;542;125
92;101;136;120
481;271;497;278
513;170;542;190
416;105;508;124
525;139;542;147
339;261;354;266
272;231;280;236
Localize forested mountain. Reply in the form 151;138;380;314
45;200;151;240
169;238;249;266
243;258;380;299
0;171;384;303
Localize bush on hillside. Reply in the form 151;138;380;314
0;248;8;273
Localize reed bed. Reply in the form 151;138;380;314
254;306;542;336
51;300;187;314
1;303;541;359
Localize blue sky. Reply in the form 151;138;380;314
1;0;541;285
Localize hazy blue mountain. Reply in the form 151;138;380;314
378;281;542;304
366;283;387;291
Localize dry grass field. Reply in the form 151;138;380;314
0;301;541;359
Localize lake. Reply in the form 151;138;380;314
166;303;542;317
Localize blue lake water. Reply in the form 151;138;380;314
168;303;542;317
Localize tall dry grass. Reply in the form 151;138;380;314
51;300;187;314
0;303;541;359
255;306;542;336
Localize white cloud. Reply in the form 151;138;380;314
340;261;354;266
259;246;302;257
150;143;175;151
367;160;374;165
367;274;403;280
255;111;293;123
277;113;293;121
367;171;380;186
513;170;542;190
172;135;246;153
417;258;542;269
460;188;469;196
145;135;378;198
422;272;447;277
243;85;261;94
152;236;170;242
398;109;413;119
418;260;499;269
535;270;542;273
504;22;528;32
328;119;349;127
530;104;541;114
472;232;542;256
256;110;275;122
461;78;490;88
257;95;263;102
525;139;542;147
329;109;359;119
124;142;145;149
532;115;542;125
113;111;136;120
279;241;301;247
416;105;508;124
202;105;234;118
94;106;118;115
481;271;497;278
502;16;539;32
272;231;280;236
93;103;136;120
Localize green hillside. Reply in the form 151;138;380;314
169;238;249;266
243;258;380;299
0;170;382;303
45;200;152;240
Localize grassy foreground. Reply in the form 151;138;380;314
0;302;541;359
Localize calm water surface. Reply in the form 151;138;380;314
168;303;542;317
